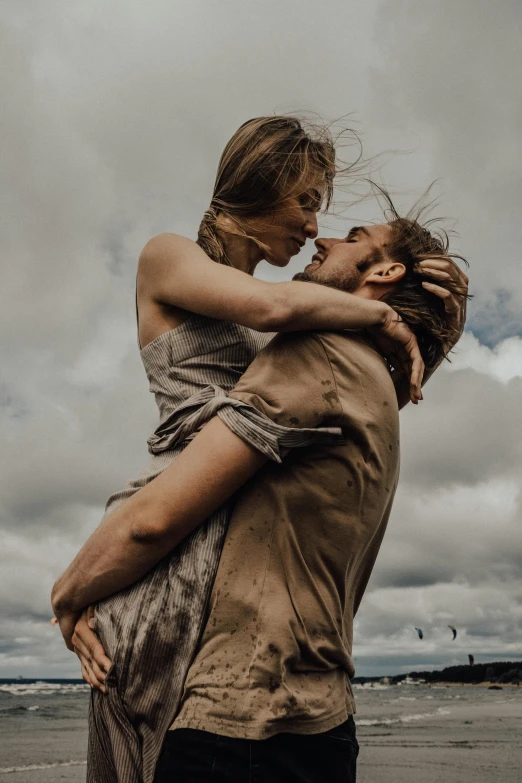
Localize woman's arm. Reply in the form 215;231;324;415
51;417;267;622
140;232;393;333
141;234;424;401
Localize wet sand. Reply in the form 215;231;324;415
357;684;522;783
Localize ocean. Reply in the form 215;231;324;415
1;679;521;781
0;680;88;781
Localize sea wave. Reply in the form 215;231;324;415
0;705;40;715
357;707;451;726
0;682;89;696
0;760;86;774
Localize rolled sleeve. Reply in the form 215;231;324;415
148;333;344;462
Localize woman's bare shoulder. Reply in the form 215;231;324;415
139;233;209;277
140;233;199;260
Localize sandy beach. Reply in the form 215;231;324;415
356;683;522;783
1;680;522;781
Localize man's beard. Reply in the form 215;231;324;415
292;267;361;294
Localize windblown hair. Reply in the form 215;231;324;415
197;116;339;265
375;185;470;369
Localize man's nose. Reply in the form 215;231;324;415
303;212;319;240
314;236;341;252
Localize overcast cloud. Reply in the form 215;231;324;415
1;0;521;678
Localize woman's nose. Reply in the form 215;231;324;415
304;212;319;239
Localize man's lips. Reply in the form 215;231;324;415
304;258;322;272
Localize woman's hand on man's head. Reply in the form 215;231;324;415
417;256;469;348
371;310;425;404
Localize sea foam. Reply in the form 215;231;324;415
0;681;89;697
0;760;87;774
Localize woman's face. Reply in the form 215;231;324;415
245;184;325;268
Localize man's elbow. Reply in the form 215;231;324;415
51;579;73;614
130;522;166;545
129;499;174;546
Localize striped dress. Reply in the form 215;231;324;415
87;314;343;783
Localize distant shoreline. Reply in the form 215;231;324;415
353;659;522;687
428;681;520;688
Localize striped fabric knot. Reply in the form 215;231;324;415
147;384;344;462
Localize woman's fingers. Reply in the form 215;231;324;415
410;351;424;403
421;281;460;313
405;341;424;403
417;267;451;280
417;258;469;285
376;315;424;403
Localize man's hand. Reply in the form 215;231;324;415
417;257;469;350
51;609;81;652
71;607;112;693
372;312;424;404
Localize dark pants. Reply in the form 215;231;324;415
154;717;358;782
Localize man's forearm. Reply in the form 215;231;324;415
51;417;266;614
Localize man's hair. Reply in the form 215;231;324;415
374;186;469;369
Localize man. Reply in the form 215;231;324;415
53;215;467;782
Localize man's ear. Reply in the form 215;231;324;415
365;262;406;286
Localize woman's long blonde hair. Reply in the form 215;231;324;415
197;116;338;264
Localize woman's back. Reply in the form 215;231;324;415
141;313;270;425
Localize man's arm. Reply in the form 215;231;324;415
51;417;267;621
52;330;339;686
52;331;339;624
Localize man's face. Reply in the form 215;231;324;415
293;224;393;295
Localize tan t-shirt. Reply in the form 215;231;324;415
172;331;400;739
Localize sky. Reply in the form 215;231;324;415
1;0;521;679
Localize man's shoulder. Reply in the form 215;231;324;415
252;330;333;372
315;331;389;369
229;331;342;428
315;331;397;411
257;330;392;390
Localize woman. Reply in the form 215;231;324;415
53;116;443;783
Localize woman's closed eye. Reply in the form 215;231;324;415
298;190;323;211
